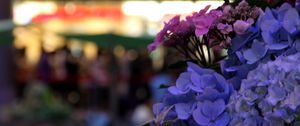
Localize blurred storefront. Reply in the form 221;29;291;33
0;0;226;125
11;0;225;69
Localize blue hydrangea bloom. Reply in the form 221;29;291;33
168;62;232;102
150;2;300;126
151;62;233;126
282;8;300;34
228;53;300;126
242;39;268;64
193;99;229;126
222;3;300;90
260;7;291;50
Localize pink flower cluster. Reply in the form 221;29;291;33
147;14;196;51
193;5;222;36
148;0;262;57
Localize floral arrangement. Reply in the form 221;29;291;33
147;0;300;126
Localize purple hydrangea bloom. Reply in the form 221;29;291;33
228;53;300;125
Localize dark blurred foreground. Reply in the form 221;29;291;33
0;45;179;126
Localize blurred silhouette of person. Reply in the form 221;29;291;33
15;48;31;98
47;47;80;106
126;50;153;118
36;48;52;83
89;49;111;109
64;47;81;106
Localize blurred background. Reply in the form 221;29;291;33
0;0;225;126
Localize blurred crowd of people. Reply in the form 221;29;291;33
12;44;178;126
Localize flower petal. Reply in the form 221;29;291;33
243;40;268;64
283;8;300;34
168;86;187;95
214;112;230;126
153;103;164;116
196;88;220;102
175;103;193;120
187;62;214;75
176;72;191;91
193;106;210;125
201;99;226;120
260;19;280;33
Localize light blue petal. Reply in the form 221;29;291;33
262;31;274;45
201;99;225;120
267;42;289;50
196;88;220;101
214;112;230;126
187;62;214;75
262;8;275;21
260;19;280;33
243;40;268;64
277;3;293;21
153;103;164;116
193;106;210;125
176;72;191;91
175;103;192;119
189;73;204;92
295;39;300;51
168;86;188;95
283;8;300;34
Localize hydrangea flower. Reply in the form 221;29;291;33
228;53;300;126
209;0;263;49
242;39;268;64
217;23;233;34
168;62;232;100
147;16;180;51
233;19;254;35
193;7;223;36
222;3;300;89
282;8;300;34
193;99;230;126
260;7;290;50
149;1;300;126
151;62;233;126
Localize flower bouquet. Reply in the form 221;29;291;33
147;0;300;125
